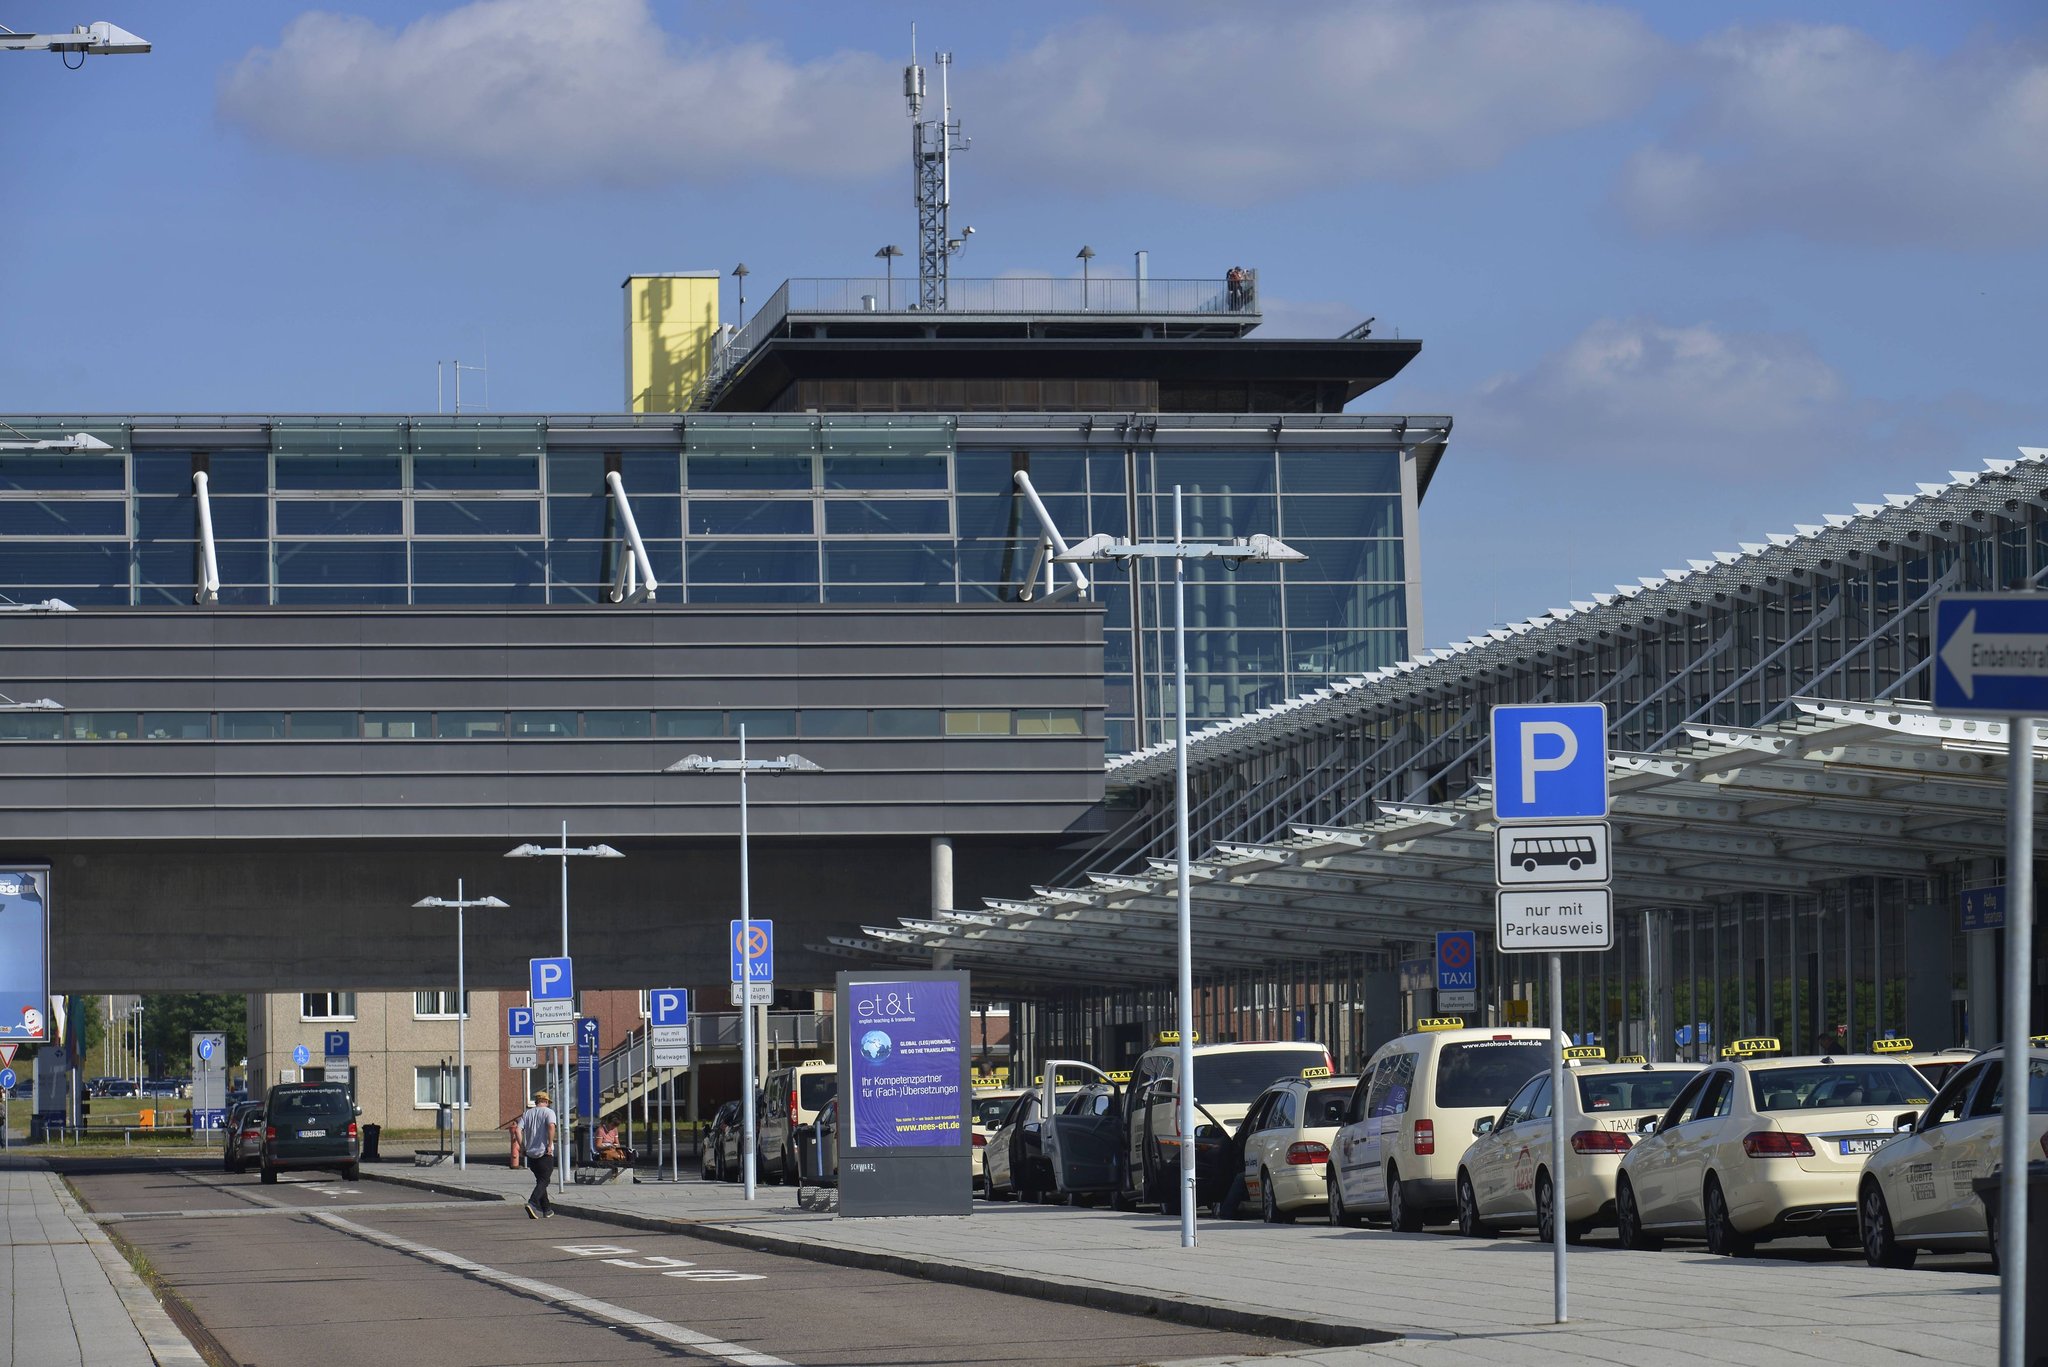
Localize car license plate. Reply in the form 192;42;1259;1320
1838;1136;1886;1155
298;1128;327;1138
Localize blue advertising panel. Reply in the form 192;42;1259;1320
1490;704;1609;822
845;978;964;1149
0;868;50;1042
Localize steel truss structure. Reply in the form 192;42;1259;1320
823;449;2048;1071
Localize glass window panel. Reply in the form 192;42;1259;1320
1104;628;1133;673
276;585;409;605
437;711;505;738
142;712;211;739
547;541;607;583
132;452;196;494
0;501;126;537
823;542;954;584
362;711;430;738
822;453;947;490
654;710;722;737
1012;450;1089;490
1279;495;1398;539
824;582;954;603
1285;540;1405;582
871;709;942;737
1285;583;1408;630
1015;709;1085;735
688;583;818;603
956;540;1033;585
220;712;286;739
137;495;267;541
274;455;403;490
547;497;609;540
549;583;602;605
1289;629;1405;675
276;500;403;536
953;452;1018;498
0;713;61;740
688;541;818;584
689;499;814;536
625;497;683;540
1280;450;1400;494
412;585;548;605
67;713;139;740
801;709;869;737
1171;629;1284;673
290;712;354;739
1151;451;1277;497
728;709;797;738
0;456;124;492
1165;583;1282;629
582;710;652;738
415;501;543;536
413;454;540;491
412;542;545;585
509;710;579;738
545;452;604;491
823;498;950;536
946;710;1010;735
0;541;129;584
205;451;271;494
687;454;812;490
276;541;407;585
1143;494;1276;539
620;451;682;493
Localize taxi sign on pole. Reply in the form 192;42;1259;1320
529;956;575;1023
1435;930;1478;1013
650;988;690;1068
730;919;773;985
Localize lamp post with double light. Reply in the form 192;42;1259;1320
411;881;508;1169
1056;487;1306;1249
664;728;821;1201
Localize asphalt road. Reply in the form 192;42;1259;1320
64;1159;1293;1367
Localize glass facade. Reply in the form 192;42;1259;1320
0;415;1421;754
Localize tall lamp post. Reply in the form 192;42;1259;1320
664;727;821;1201
875;245;903;308
506;825;623;1187
1075;245;1095;308
732;262;750;329
1056;487;1305;1248
411;881;508;1169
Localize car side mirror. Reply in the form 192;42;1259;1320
1473;1116;1495;1136
1637;1117;1659;1136
1023;1121;1040;1134
1894;1111;1919;1132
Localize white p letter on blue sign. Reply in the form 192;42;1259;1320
1491;704;1608;821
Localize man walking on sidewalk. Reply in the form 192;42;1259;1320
512;1089;558;1218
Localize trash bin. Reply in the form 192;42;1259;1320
361;1123;382;1163
138;1108;154;1129
1972;1161;2047;1367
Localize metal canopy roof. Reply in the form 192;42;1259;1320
816;699;2045;987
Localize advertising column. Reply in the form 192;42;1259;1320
835;970;971;1217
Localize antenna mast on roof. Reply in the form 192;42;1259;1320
905;28;968;310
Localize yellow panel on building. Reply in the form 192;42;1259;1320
623;273;720;412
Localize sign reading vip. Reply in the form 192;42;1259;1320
650;988;691;1068
530;956;575;1023
1935;594;2048;714
1492;703;1614;954
506;1005;536;1071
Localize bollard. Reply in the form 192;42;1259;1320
1974;1162;2047;1367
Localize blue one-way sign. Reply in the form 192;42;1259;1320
1935;594;2048;714
730;919;773;984
1491;703;1609;821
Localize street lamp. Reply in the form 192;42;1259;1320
664;728;821;1201
1056;487;1306;1249
506;825;623;1184
732;262;750;329
0;21;150;64
1076;245;1095;308
875;245;903;308
412;881;508;1169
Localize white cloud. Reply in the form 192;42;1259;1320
1617;24;2048;248
216;0;900;186
216;0;1667;197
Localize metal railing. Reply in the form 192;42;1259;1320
594;1010;833;1098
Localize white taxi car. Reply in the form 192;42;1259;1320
971;1087;1025;1182
1867;1036;1978;1092
1456;1048;1700;1242
1238;1066;1358;1223
1858;1040;2048;1268
1123;1033;1333;1213
1328;1018;1561;1231
1614;1038;1935;1255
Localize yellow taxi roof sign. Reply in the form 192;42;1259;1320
1300;1065;1333;1078
1618;1054;1648;1064
1105;1070;1132;1084
1563;1045;1606;1061
1722;1037;1782;1059
1416;1017;1464;1032
1871;1037;1915;1054
1155;1030;1202;1046
2030;1034;2048;1049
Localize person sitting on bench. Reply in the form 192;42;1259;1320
593;1119;631;1168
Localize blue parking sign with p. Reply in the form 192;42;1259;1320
1491;703;1609;821
530;956;573;1001
507;1006;534;1038
652;989;689;1027
323;1030;349;1058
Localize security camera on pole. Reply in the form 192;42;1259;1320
1490;702;1612;1328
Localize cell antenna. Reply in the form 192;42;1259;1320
905;29;968;310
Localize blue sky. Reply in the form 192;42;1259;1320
4;0;2044;648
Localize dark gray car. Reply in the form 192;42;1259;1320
221;1100;264;1173
259;1083;360;1182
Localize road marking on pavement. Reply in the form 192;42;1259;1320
96;1201;478;1223
314;1213;791;1367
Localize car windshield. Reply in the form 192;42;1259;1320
799;1073;836;1112
1749;1064;1932;1111
1434;1040;1552;1109
1192;1049;1328;1105
270;1088;351;1119
973;1095;1019;1128
1305;1086;1352;1127
1578;1070;1696;1112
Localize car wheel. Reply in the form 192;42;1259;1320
1615;1176;1662;1251
1986;1208;2001;1275
1387;1165;1423;1232
1328;1167;1362;1227
342;1163;360;1182
1703;1176;1754;1257
260;1162;277;1185
1535;1170;1556;1243
1860;1181;1917;1269
1456;1171;1491;1238
1260;1170;1293;1224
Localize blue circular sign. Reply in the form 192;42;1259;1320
0;1068;15;1091
292;1044;310;1066
198;1038;216;1061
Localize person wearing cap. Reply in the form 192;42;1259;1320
512;1088;558;1217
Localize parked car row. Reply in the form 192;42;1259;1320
703;1061;840;1186
216;1081;361;1182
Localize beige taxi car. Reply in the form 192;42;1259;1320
1328;1018;1561;1231
971;1086;1026;1183
1456;1048;1700;1242
1238;1066;1358;1223
1614;1038;1935;1255
1123;1033;1332;1213
1857;1039;2048;1268
1867;1036;1978;1092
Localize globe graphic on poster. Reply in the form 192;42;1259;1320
859;1030;893;1063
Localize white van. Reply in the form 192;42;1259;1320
1122;1034;1332;1213
758;1060;836;1185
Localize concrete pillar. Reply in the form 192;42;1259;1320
930;836;956;971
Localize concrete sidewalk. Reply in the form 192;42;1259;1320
367;1159;1999;1366
0;1160;205;1367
